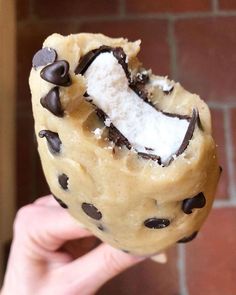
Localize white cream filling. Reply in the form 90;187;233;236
84;52;189;162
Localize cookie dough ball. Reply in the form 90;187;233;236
29;33;220;255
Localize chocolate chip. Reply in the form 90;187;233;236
32;47;57;69
144;218;170;229
178;231;198;243
182;192;206;214
38;130;62;154
58;173;69;190
82;203;102;220
52;194;68;209
97;224;104;231
40;60;71;86
40;87;64;117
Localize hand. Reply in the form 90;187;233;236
1;196;145;295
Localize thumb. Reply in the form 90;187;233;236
60;243;145;294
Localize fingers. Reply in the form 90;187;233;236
61;237;101;259
14;203;92;252
61;243;145;293
33;195;57;206
34;195;69;208
150;252;167;264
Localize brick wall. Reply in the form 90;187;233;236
16;0;236;294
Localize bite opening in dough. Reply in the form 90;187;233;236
77;46;197;165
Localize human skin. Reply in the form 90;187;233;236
1;196;145;295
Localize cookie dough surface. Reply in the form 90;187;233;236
29;33;220;255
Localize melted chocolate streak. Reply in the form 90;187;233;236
75;46;199;165
96;108;131;149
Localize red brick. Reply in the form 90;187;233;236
98;247;179;295
17;0;30;21
175;17;236;103
186;208;236;295
16;112;35;208
230;108;236;185
33;0;119;19
17;21;77;110
219;0;236;10
80;20;170;75
211;109;229;199
126;0;211;13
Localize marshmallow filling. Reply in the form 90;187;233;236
77;47;197;165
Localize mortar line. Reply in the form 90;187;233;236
171;10;236;19
119;0;126;17
223;107;236;200
214;199;236;208
208;101;236;109
29;0;34;16
18;15;122;27
29;0;37;21
121;11;236;20
212;0;219;12
18;9;236;27
178;245;189;295
168;18;178;80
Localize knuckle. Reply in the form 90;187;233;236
102;248;125;275
13;204;37;233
